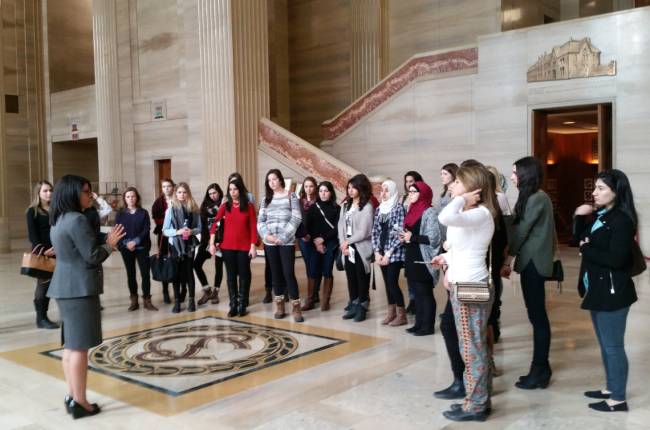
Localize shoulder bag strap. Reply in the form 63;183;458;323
315;203;335;229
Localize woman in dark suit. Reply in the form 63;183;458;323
48;175;125;419
574;170;638;413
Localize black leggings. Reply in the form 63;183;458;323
193;244;224;289
520;260;551;366
344;246;370;304
120;248;151;297
409;278;435;332
380;262;404;306
265;245;299;300
441;292;465;379
222;249;252;307
174;256;195;299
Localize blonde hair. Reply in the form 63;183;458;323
170;182;200;213
485;166;504;193
26;180;53;216
456;166;500;222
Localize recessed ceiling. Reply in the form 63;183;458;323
547;110;598;135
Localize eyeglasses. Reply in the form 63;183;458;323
408;190;419;194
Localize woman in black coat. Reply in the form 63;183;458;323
574;169;638;413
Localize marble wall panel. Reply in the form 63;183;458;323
49;85;97;141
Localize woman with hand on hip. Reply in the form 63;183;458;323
574;169;638;413
209;178;257;317
432;166;499;422
372;180;406;326
257;169;304;322
503;156;555;390
48;175;125;419
26;180;59;329
195;183;224;307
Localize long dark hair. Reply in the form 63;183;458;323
596;169;638;228
440;163;458;197
201;183;224;211
344;174;371;211
50;175;91;225
317;181;337;204
226;178;250;212
264;169;286;206
513;156;543;224
299;176;318;201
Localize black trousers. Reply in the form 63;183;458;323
520;260;551;366
173;256;195;299
34;278;50;301
380;262;404;306
222;249;252;308
344;246;370;304
440;292;465;379
265;245;299;300
409;278;435;332
193;244;224;289
120;248;151;297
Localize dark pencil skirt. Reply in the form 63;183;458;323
56;295;103;350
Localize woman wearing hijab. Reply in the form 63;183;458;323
372;180;407;326
399;181;441;336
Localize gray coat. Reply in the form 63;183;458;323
47;212;113;299
417;207;442;281
337;202;374;273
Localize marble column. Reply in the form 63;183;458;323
350;0;386;100
92;0;124;186
196;0;269;197
0;46;8;253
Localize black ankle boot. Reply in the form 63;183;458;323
187;298;196;312
238;305;248;317
515;364;552;389
162;283;171;304
434;377;466;399
35;300;59;329
228;307;238;317
172;299;181;313
354;302;368;322
342;301;358;320
263;288;272;304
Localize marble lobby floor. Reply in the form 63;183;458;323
0;245;648;429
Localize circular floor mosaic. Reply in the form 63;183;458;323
89;324;298;376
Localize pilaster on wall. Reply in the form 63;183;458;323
92;0;135;187
350;0;385;99
0;11;8;253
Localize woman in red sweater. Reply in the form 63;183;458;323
209;178;258;317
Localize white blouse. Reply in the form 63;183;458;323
438;196;494;283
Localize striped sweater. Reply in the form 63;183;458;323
257;193;302;246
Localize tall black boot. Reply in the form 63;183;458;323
239;281;250;316
172;283;181;313
162;282;171;304
35;299;59;329
228;280;239;317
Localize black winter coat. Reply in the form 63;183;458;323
575;208;637;311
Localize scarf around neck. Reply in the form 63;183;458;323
404;181;433;229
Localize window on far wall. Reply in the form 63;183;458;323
5;95;18;113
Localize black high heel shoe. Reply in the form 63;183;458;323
69;400;101;419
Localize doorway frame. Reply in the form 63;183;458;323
527;98;617;166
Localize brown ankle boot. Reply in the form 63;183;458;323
320;277;333;311
128;295;139;311
197;288;213;305
274;296;286;319
389;306;407;326
381;304;397;325
301;278;315;311
291;299;304;323
143;296;158;311
210;287;220;304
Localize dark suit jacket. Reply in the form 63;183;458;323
508;191;555;277
575;208;637;311
47;212;113;299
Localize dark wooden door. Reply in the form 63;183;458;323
155;159;172;193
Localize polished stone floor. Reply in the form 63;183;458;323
0;243;648;429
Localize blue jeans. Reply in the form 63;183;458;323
299;238;318;278
308;238;338;278
590;306;630;401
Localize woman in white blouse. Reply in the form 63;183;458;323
431;165;500;423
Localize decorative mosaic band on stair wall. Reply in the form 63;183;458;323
321;47;479;141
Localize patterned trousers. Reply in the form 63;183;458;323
450;287;494;413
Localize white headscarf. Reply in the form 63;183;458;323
379;180;399;215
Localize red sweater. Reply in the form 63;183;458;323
210;202;257;251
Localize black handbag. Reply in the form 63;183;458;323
150;236;177;282
630;240;647;277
